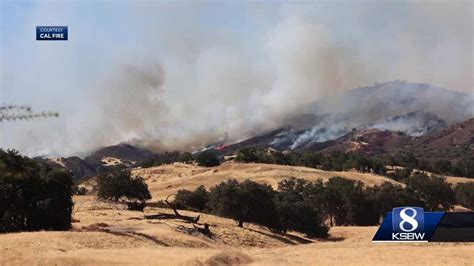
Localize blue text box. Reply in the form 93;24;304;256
36;26;68;41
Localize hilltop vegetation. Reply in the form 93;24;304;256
0;149;74;232
210;118;474;178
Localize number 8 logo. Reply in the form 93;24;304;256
399;207;419;232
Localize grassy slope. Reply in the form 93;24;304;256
1;196;473;265
131;161;473;201
131;161;402;200
3;162;473;265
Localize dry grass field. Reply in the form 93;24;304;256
131;161;403;200
131;161;473;200
2;162;474;265
1;196;474;265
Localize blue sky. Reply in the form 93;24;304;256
0;0;472;156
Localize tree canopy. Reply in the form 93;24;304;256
0;149;73;232
97;167;151;210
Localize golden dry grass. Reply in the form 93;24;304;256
81;162;474;201
133;161;402;200
1;196;473;265
3;163;474;265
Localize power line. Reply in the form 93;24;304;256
0;105;59;122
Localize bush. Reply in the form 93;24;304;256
73;186;88;195
173;185;210;212
195;151;221;167
387;167;412;181
208;179;279;228
97;167;151;211
455;182;474;210
405;172;455;211
0;149;74;232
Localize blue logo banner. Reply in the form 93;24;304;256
373;207;444;242
36;26;68;41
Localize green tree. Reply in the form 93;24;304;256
323;176;379;226
235;148;267;163
367;182;424;219
405;172;455;211
0;149;73;232
173;185;210;212
275;178;328;237
195;151;221;167
141;151;193;168
208;179;278;228
97;168;151;210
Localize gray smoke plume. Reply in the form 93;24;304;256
1;1;472;156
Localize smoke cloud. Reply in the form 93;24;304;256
1;1;472;156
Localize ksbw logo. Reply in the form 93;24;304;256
391;207;425;240
373;207;446;242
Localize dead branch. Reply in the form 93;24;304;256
193;223;213;238
162;194;200;223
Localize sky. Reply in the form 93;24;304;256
0;0;473;156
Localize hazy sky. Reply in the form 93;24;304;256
0;0;472;156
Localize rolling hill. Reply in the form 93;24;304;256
1;195;473;265
218;118;474;167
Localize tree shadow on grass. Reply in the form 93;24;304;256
145;213;179;220
244;227;311;245
82;226;170;247
145;212;200;223
105;229;169;246
245;227;345;245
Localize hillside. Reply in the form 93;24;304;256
299;129;410;155
218;118;474;167
43;144;159;180
241;81;474;151
212;81;473;157
84;143;157;165
132;162;400;200
41;82;474;181
1;195;473;265
80;162;474;202
405;118;474;162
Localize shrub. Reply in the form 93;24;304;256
0;149;74;232
73;186;88;195
195;151;221;167
454;182;474;210
97;167;151;211
173;185;210;212
387;167;412;182
204;251;252;266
